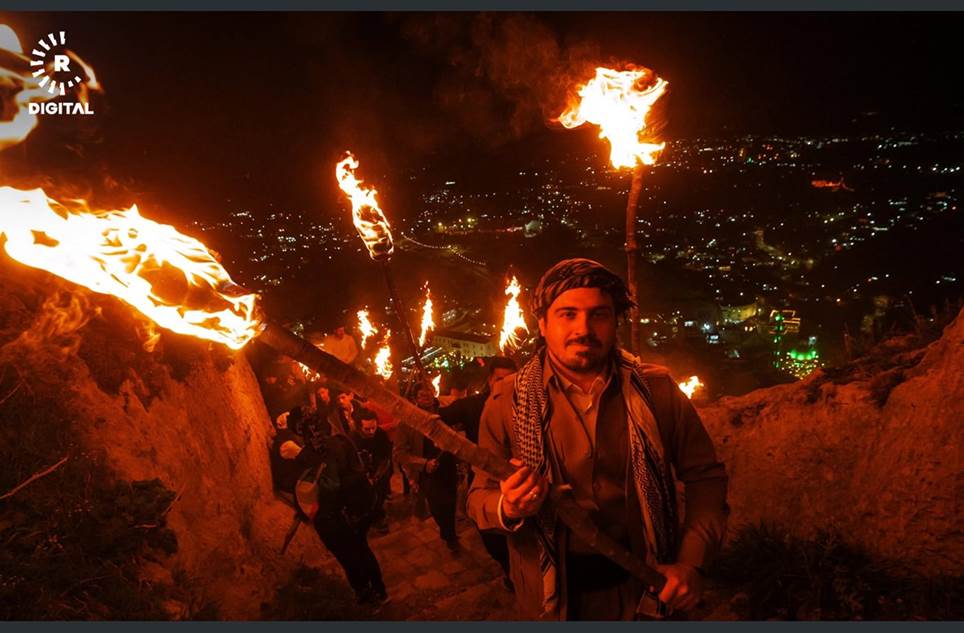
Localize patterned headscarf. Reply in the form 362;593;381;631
531;258;635;320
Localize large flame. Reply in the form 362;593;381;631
558;66;668;169
0;190;262;349
0;24;101;150
0;26;260;351
373;331;393;379
499;275;528;352
335;152;394;260
418;282;434;347
677;375;704;399
357;308;377;349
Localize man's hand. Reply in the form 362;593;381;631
280;440;303;460
500;458;549;519
653;562;704;612
424;458;439;474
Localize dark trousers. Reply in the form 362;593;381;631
466;469;509;572
371;476;390;523
421;474;457;542
479;529;510;576
313;512;385;595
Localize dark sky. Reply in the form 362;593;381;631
3;12;962;227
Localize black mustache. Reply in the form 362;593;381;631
566;337;601;348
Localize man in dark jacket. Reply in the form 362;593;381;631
352;408;393;534
280;418;388;606
269;411;306;500
395;382;460;552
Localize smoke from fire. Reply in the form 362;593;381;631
401;14;604;150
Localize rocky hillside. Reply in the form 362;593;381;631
0;262;327;619
698;309;963;577
1;257;960;620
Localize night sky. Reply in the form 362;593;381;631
2;12;962;227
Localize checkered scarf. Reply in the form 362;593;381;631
511;348;679;617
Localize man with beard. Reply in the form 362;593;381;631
467;258;728;620
352;408;393;535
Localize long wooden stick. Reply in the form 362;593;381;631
257;321;666;591
625;165;644;355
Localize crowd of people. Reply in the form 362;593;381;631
258;258;729;621
262;346;519;609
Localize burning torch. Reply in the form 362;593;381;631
335;153;426;380
498;275;529;356
558;65;669;355
0;26;666;593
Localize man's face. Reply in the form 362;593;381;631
334;326;345;338
415;387;435;409
337;393;353;411
487;367;514;391
316;386;330;404
538;287;617;373
360;418;378;438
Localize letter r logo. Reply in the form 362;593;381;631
54;55;70;72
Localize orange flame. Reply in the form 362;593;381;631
499;276;528;352
677;375;704;399
558;66;668;169
373;331;393;379
357;308;377;349
418;282;434;347
335;152;394;260
0;26;261;351
298;362;321;383
0;190;262;350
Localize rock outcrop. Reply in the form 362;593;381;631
698;310;963;576
0;265;326;618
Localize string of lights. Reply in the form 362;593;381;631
400;233;488;267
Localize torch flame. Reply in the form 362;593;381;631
335;152;394;260
373;331;393;379
418;283;434;347
357;308;377;349
0;190;262;350
677;375;704;399
0;26;260;351
558;66;668;169
298;362;321;383
431;373;441;397
499;276;529;352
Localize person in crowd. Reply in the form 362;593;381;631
394;382;460;553
351;408;394;535
268;411;306;502
320;324;360;365
279;416;389;607
438;376;469;406
330;389;358;435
